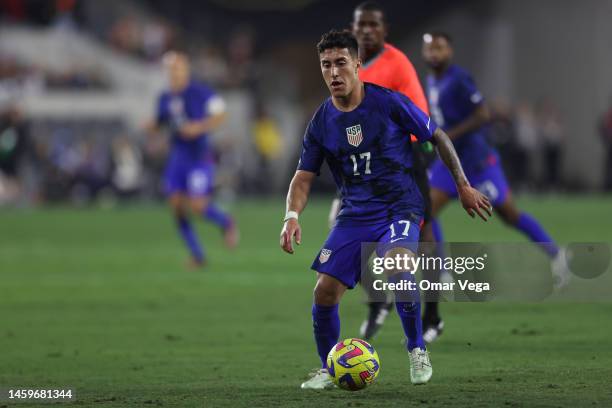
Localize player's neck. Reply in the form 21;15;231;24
432;63;451;78
332;82;365;112
360;45;384;65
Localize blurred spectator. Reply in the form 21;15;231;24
224;27;258;89
600;97;612;191
488;98;518;184
111;135;143;198
108;15;174;61
536;98;564;190
251;104;282;192
514;101;539;191
0;105;28;204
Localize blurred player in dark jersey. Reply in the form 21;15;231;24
422;32;570;339
325;1;437;341
148;51;238;268
281;29;491;389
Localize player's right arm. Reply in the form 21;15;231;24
280;117;325;254
445;73;490;140
280;170;316;254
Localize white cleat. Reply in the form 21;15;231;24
551;248;571;291
300;368;335;390
409;348;433;385
423;320;444;344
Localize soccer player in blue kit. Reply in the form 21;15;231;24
279;30;492;388
421;32;570;339
150;51;238;267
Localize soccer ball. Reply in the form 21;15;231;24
326;338;380;391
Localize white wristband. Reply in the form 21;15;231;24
284;211;299;222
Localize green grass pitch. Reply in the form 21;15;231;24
1;196;611;407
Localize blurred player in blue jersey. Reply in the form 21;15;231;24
421;32;570;339
280;30;491;389
150;51;238;268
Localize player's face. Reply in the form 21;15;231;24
165;55;190;92
319;48;361;98
352;10;386;53
422;36;453;71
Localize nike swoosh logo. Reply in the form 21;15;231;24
390;237;407;243
426;117;431;130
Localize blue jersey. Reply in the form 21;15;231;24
426;65;494;171
156;80;218;161
298;83;437;226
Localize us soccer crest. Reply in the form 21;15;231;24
346;124;363;147
319;248;332;263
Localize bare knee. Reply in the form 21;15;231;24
314;274;346;306
495;200;521;225
189;197;209;215
169;194;188;218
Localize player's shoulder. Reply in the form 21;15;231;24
188;80;217;97
449;64;475;82
383;43;415;67
307;99;330;134
366;82;409;104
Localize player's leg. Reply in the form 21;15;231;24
376;218;432;384
187;162;239;248
421;162;455;342
164;160;206;267
473;160;569;288
302;225;364;389
383;245;433;385
494;192;569;288
301;274;348;390
169;193;205;267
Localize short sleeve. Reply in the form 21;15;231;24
199;85;226;116
457;73;484;107
391;92;438;143
297;121;325;174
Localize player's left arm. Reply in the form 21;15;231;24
433;128;492;221
179;94;227;139
393;92;491;221
445;75;490;140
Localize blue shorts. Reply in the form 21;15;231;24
164;156;215;197
311;218;421;289
428;155;510;206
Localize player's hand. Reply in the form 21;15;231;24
458;184;492;221
280;219;302;254
179;121;205;139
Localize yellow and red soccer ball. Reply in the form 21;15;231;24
326;338;380;391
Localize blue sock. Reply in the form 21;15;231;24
431;217;444;244
431;217;446;258
312;304;340;368
177;217;204;262
390;272;425;351
204;203;232;230
515;213;559;257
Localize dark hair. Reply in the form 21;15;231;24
354;1;386;20
427;31;453;44
317;29;359;57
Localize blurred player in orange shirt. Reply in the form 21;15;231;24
326;1;440;342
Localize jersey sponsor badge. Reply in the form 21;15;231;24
346;124;363;147
319;248;332;263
